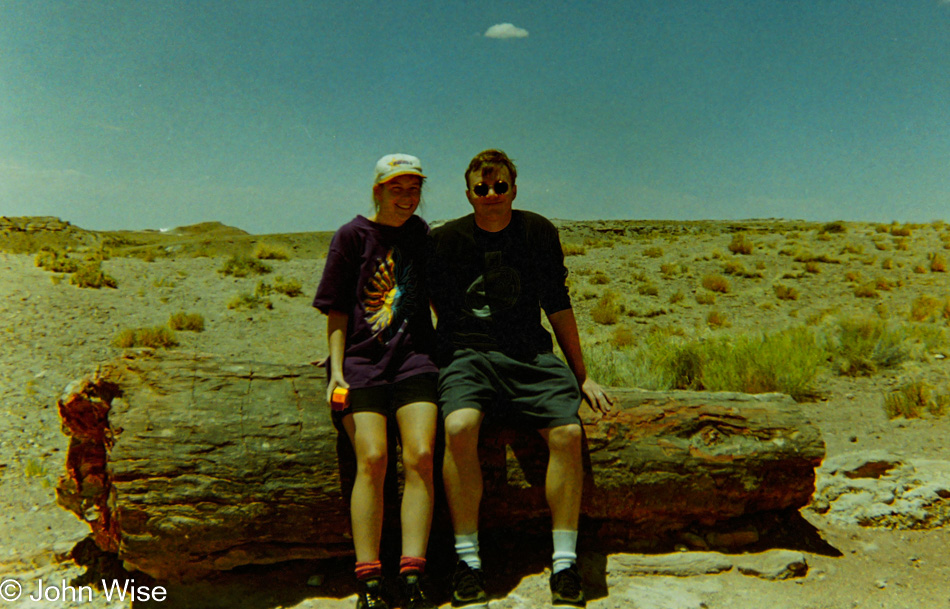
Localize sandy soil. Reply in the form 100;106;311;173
1;218;949;609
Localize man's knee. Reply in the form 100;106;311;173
443;408;482;447
546;423;583;454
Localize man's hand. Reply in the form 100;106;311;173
581;377;613;414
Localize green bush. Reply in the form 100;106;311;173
828;318;908;376
70;263;118;289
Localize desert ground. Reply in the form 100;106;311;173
1;215;949;609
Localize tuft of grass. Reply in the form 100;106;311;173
642;246;664;258
669;291;685;304
728;233;754;255
253;242;291;260
168;311;205;332
805;261;821;274
70;263;118;289
113;325;179;348
890;224;912;237
695;290;716;305
881;258;894;270
228;292;273;310
773;284;799;301
589;271;611;285
884;380;949;419
219;255;273;277
638;283;659;296
701;274;731;293
591;291;622;325
794;252;841;264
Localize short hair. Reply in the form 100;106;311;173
465;149;517;188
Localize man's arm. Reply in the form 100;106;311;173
547;308;612;414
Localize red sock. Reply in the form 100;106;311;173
355;560;382;580
399;556;427;576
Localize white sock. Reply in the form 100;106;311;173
552;529;578;574
455;532;481;570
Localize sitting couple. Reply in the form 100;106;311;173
313;149;613;609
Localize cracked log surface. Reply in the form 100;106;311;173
56;351;824;580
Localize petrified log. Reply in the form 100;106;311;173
56;351;824;580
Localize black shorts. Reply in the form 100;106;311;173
344;372;439;417
438;349;581;429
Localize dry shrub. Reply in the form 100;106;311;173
669;291;685;304
881;258;894;270
642;246;664;258
228;292;273;310
273;276;303;297
706;310;729;328
884;381;949;419
70;263;118;289
35;248;79;273
695;290;716;305
820;221;847;234
842;243;864;255
805;261;821;274
874;277;893;291
723;260;746;275
854;283;879;298
873;240;890;251
609;325;637;348
701;274;730;293
829;317;908;376
113;325;179;349
219;255;273;277
638;283;659;296
591;291;622;325
728;233;754;255
253;242;290;260
896;239;909;251
914;264;928;274
773;284;799;301
794;252;841;264
930;253;947;273
890;225;912;237
589;271;611;285
845;271;862;282
168;311;205;332
660;263;680;277
562;242;587;256
909;295;942;322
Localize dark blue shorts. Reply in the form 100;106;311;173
438;349;581;429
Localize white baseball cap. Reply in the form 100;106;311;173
374;153;426;185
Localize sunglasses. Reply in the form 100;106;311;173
471;180;510;197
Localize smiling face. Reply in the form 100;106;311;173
372;174;423;227
466;166;517;232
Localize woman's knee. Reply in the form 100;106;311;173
356;445;389;478
402;444;434;478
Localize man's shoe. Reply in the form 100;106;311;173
450;560;488;608
356;576;389;609
400;570;437;609
550;564;586;608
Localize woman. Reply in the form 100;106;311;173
313;154;438;609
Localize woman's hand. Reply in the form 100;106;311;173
326;372;350;405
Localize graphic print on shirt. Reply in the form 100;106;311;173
364;247;417;341
463;251;521;319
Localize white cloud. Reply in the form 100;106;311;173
484;23;529;39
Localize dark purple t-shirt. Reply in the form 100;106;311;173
313;215;437;388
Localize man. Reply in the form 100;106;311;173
428;150;612;608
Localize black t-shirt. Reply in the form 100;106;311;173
428;210;572;361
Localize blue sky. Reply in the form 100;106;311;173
2;1;949;233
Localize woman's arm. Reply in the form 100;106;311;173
326;310;350;403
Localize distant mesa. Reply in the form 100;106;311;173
165;221;249;237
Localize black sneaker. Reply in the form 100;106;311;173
400;570;437;609
550;564;586;608
356;577;389;609
450;560;488;608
